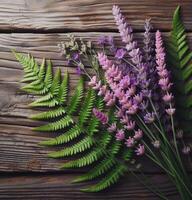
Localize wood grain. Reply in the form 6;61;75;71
0;0;192;198
0;0;191;32
0;173;180;200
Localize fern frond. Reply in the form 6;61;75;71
40;125;81;146
167;6;192;132
48;136;94;158
67;77;84;114
44;60;53;89
57;72;68;104
81;164;127;192
33;115;73;131
73;157;117;183
79;89;95;126
61;148;103;168
30;107;65;120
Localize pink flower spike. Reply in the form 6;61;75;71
125;137;135;147
133;129;143;140
135;144;145;156
115;129;125;141
166;108;175;116
92;108;108;124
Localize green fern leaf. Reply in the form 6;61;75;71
61;148;103;168
167;6;192;132
79;89;95;126
81;164;127;192
57;72;68;104
33;115;73;131
30;107;65;120
48;136;94;158
73;157;117;183
40;125;81;146
67;77;84;114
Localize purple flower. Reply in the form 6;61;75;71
115;48;126;59
107;123;117;133
125;137;135;147
165;108;175;116
92;108;108;124
133;129;143;140
98;85;107;96
88;76;97;87
163;93;173;103
115;129;125;141
126;104;138;115
135;144;145;156
144;112;155;123
72;52;80;61
76;66;82;75
124;120;135;130
97;36;106;45
107;35;114;45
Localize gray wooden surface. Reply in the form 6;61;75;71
0;1;191;199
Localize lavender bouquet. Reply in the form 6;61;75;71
58;5;192;199
15;5;192;200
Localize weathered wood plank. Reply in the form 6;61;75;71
0;33;192;172
0;0;191;31
0;173;180;200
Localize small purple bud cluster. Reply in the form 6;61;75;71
92;108;108;124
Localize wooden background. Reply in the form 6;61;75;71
0;0;192;199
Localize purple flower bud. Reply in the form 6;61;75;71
115;129;125;141
135;144;145;156
107;123;117;133
115;48;127;59
126;104;138;115
144;112;155;123
125;137;135;147
76;66;82;75
107;35;114;45
97;36;106;45
165;108;175;116
124;120;135;130
93;80;101;90
88;76;97;87
72;52;80;61
133;93;143;104
98;85;107;96
92;108;108;124
133;129;143;140
163;93;173;103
